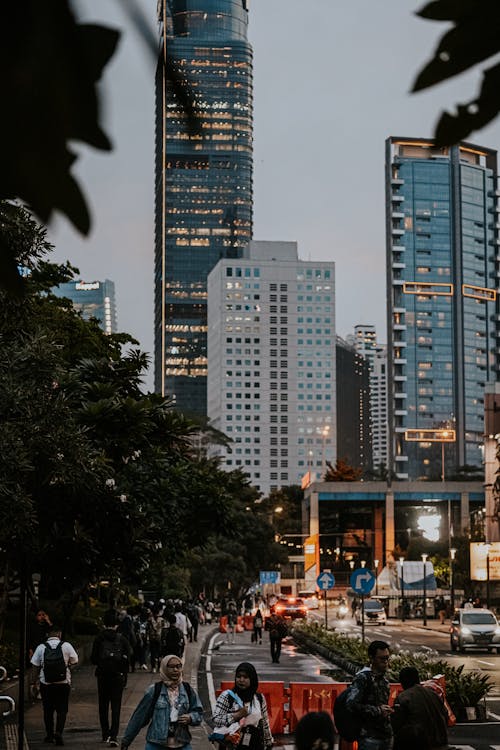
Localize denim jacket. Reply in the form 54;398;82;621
122;681;203;747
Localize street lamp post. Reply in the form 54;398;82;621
421;553;428;626
486;544;492;609
450;547;457;613
374;559;379;596
399;557;405;622
321;425;330;476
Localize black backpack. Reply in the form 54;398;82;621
99;635;128;674
43;642;67;684
333;686;361;743
161;626;185;657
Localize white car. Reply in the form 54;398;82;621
355;599;387;625
450;608;500;652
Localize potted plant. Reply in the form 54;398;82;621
442;664;493;720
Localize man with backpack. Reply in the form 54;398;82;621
91;610;132;746
264;610;288;663
30;624;79;745
341;640;393;750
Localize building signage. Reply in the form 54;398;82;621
76;281;100;291
470;542;500;581
259;571;280;585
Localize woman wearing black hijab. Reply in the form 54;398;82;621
212;662;273;750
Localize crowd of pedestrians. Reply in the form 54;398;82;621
25;596;456;750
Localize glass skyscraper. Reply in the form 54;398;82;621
386;138;499;480
155;0;253;415
53;279;117;334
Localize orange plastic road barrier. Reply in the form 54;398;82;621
243;614;254;631
219;616;228;633
218;681;286;736
236;616;245;632
288;682;347;731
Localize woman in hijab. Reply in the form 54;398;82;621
120;655;202;750
212;662;273;750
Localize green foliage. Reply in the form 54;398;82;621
324;458;363;482
293;621;494;712
0;642;18;678
413;1;500;144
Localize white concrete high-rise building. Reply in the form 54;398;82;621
207;241;336;494
353;325;388;471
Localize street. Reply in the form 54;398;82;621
199;620;500;750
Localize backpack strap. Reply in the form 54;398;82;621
182;681;193;704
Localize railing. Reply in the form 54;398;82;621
0;665;15;719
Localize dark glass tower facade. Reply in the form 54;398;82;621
386;138;499;480
155;0;253;414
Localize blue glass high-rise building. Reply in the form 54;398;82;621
155;0;253;414
386;138;499;480
53;279;117;334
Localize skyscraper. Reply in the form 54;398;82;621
353;325;388;470
53;279;117;334
336;336;372;473
386;137;499;480
155;0;253;415
207;241;335;494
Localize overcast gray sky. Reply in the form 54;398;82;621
51;1;500;391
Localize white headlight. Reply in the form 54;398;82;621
494;628;500;636
461;627;472;635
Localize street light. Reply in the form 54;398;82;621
374;559;379;596
399;557;405;622
321;425;330;475
450;547;457;612
421;553;428;626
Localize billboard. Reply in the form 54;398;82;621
470;542;500;581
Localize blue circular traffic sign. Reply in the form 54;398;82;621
316;571;335;590
350;568;375;595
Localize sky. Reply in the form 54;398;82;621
50;1;500;391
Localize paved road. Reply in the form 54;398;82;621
199;623;500;750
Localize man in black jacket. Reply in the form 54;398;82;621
91;611;132;746
345;640;393;750
391;667;448;750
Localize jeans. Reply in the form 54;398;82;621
97;673;125;740
40;683;70;738
358;737;393;750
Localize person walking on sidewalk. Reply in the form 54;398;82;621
391;667;448;750
265;611;287;664
345;640;393;750
30;624;79;746
211;661;273;750
120;654;202;750
252;609;264;645
91;610;132;746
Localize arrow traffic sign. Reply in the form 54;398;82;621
316;571;335;590
350;568;375;595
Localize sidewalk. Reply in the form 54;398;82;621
20;626;217;750
388;617;451;634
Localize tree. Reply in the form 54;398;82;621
413;1;500;145
323;458;363;482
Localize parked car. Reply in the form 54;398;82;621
450;608;500;653
355;599;387;625
273;596;308;620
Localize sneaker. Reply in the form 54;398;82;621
108;740;119;747
54;735;64;746
141;664;148;671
